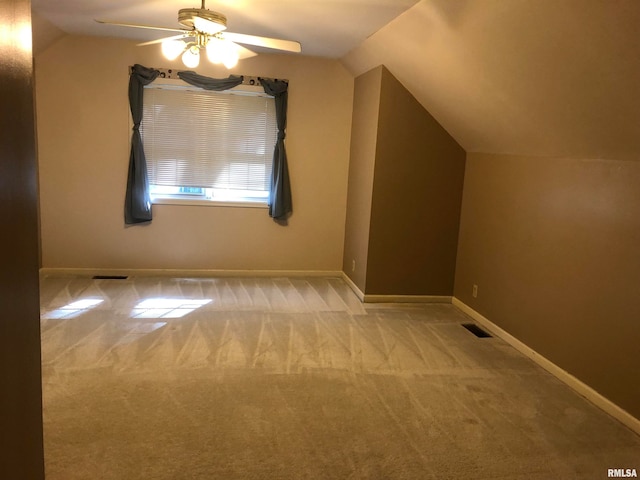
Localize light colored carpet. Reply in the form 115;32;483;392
40;276;640;479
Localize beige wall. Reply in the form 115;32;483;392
35;35;353;272
342;66;382;291
455;153;640;419
366;67;465;295
343;66;465;295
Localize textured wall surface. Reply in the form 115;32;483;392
366;67;465;295
36;36;354;272
455;153;640;419
343;66;465;295
342;66;382;291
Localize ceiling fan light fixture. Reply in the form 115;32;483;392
182;45;201;68
205;38;224;64
178;8;227;34
161;39;186;60
205;38;239;69
193;16;226;35
97;2;300;71
222;48;239;69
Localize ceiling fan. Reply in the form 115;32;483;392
96;1;302;69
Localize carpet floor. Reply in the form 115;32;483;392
40;276;640;479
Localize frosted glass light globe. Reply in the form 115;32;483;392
182;46;200;68
161;40;185;60
206;39;239;69
205;38;225;64
222;48;239;69
193;16;225;35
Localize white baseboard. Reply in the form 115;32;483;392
363;294;452;303
452;297;640;436
39;268;343;278
341;273;451;303
341;273;365;301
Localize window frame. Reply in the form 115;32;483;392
139;78;276;209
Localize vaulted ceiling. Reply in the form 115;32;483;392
32;0;640;161
343;0;640;161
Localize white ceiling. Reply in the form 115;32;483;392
31;0;420;58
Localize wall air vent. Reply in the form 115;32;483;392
461;323;492;338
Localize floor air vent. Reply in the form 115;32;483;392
461;323;492;338
92;275;129;280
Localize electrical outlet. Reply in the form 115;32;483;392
351;260;356;272
472;284;478;298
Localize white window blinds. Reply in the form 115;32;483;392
141;84;277;194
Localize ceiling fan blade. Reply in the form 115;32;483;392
95;19;189;34
137;34;193;47
222;32;301;53
231;43;258;60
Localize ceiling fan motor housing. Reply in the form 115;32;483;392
178;8;227;31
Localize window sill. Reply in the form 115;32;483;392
151;197;268;209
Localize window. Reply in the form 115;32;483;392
141;79;277;206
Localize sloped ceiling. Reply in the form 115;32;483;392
341;0;640;161
31;12;65;55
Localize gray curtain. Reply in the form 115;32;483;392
177;71;243;91
125;68;292;223
125;64;160;224
260;78;292;221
